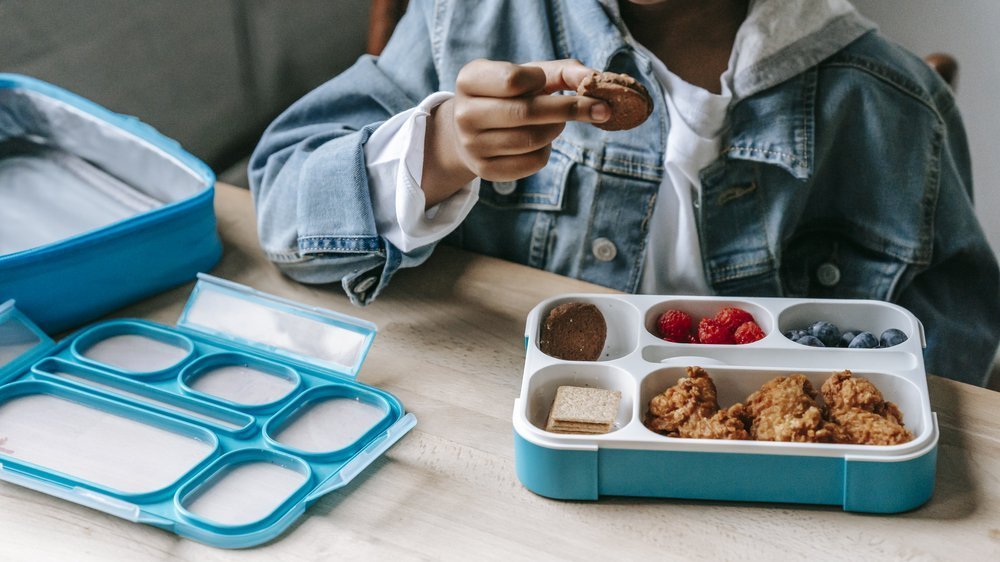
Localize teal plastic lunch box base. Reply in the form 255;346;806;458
0;74;221;334
515;427;937;513
0;196;220;334
515;294;940;515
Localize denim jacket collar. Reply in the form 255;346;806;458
724;68;818;180
577;0;875;180
556;1;630;76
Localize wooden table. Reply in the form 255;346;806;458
2;184;998;560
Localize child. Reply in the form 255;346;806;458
249;0;1000;386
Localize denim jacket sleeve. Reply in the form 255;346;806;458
248;0;439;305
896;93;1000;386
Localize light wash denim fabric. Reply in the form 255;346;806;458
249;0;1000;385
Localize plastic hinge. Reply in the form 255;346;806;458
305;413;417;502
73;488;143;521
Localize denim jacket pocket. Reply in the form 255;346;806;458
477;148;572;211
779;228;919;301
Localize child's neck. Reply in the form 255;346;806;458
619;0;749;94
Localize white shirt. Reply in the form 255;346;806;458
364;92;480;253
635;43;732;295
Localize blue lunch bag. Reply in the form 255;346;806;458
0;74;221;333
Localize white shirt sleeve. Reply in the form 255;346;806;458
364;91;481;253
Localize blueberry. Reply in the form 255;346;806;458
840;330;860;348
810;321;841;347
784;329;809;342
797;335;826;347
848;331;879;349
880;328;908;347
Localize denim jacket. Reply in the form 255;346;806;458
249;0;1000;385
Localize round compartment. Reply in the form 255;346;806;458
534;296;641;361
643;298;774;345
179;353;300;410
778;301;917;350
638;365;928;443
176;449;311;530
524;363;635;434
72;321;194;377
264;385;394;458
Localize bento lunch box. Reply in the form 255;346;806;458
0;274;415;548
513;294;938;513
0;73;221;334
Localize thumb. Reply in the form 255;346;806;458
523;59;597;94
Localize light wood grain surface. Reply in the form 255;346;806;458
1;183;998;561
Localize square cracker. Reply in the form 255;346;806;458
545;386;621;434
546;420;613;434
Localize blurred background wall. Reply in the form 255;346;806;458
0;0;371;184
852;0;1000;258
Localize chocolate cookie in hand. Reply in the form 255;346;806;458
577;71;653;131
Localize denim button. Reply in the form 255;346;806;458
592;238;617;262
352;275;377;294
816;263;841;287
492;180;517;195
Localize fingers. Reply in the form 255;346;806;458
522;59;594;93
469;123;566;157
477;146;553;182
456;58;596;97
457;94;609;129
448;58;613;183
457;59;548;97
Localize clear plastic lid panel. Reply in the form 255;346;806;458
178;275;376;378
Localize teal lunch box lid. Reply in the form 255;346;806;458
0;278;413;548
0;73;221;335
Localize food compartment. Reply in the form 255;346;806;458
523;363;635;435
533;296;641;361
31;357;254;434
179;352;300;410
0;381;217;497
778;301;920;350
177;449;311;530
71;320;194;377
637;365;930;443
643;298;774;345
264;385;394;458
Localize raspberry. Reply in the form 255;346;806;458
734;321;765;344
698;318;734;344
657;309;693;343
714;307;755;335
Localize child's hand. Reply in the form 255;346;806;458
422;59;609;208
